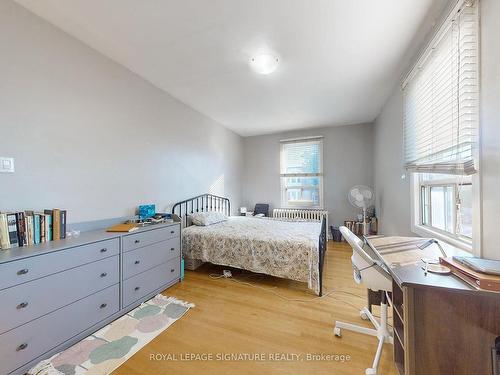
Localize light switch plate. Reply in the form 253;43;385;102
0;157;15;173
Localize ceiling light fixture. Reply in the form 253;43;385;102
250;54;279;75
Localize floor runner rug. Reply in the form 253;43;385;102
28;294;194;375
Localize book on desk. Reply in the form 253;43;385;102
440;257;500;292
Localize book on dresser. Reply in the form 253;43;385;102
0;213;9;249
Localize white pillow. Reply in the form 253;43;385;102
190;211;228;226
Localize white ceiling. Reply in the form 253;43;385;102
15;0;447;136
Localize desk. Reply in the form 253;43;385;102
365;235;500;375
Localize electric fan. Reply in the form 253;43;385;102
347;185;374;235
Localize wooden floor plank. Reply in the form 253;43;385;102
113;241;397;375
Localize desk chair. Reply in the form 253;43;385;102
334;226;393;375
253;203;269;217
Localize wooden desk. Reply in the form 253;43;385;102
365;235;500;375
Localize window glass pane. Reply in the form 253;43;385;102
430;186;454;233
421;186;430;226
283;176;321;206
458;184;473;238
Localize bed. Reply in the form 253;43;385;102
172;194;327;295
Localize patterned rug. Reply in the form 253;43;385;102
28;294;194;375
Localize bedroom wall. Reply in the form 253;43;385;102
373;0;500;259
242;123;374;226
0;0;243;224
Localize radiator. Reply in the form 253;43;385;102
273;208;329;237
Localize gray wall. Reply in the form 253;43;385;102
373;90;413;236
243;123;374;226
0;0;243;224
373;0;500;258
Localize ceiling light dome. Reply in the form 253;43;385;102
250;54;279;75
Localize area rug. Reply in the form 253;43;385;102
28;294;194;375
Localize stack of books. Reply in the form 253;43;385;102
0;209;67;249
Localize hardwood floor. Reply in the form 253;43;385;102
114;241;397;375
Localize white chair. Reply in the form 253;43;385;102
334;226;393;375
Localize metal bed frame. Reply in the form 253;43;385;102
172;193;327;296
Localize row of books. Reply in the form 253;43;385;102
0;210;67;250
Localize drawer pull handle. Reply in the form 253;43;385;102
170;247;175;251
100;272;107;278
100;248;107;253
100;303;107;309
17;302;29;309
134;239;140;244
16;343;28;351
134;260;140;265
134;286;140;291
170;269;175;273
17;269;29;275
170;230;175;234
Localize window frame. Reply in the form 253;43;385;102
410;172;481;255
279;137;324;209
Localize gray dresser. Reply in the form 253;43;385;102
0;222;181;375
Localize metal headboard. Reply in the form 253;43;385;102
171;193;231;228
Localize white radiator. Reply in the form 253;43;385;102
273;208;329;237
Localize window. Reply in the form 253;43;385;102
280;137;323;208
419;173;473;240
403;0;480;252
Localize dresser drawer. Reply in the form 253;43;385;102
0;255;119;335
123;238;180;280
122;258;180;307
0;238;119;290
0;284;119;375
122;225;180;253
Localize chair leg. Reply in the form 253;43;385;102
334;292;393;374
366;336;385;375
334;321;378;337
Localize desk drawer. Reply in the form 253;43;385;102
0;255;118;335
0;238;119;290
0;284;119;375
123;238;180;280
122;258;180;307
122;225;179;253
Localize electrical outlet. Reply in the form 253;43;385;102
0;157;14;173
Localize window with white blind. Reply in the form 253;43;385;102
404;0;480;252
403;0;478;175
280;137;323;208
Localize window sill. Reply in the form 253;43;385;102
412;224;473;255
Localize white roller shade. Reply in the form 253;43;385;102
402;0;478;175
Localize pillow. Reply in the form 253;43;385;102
190;211;228;226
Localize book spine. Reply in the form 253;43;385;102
26;215;34;246
16;212;26;246
53;209;60;241
44;210;53;241
34;214;41;245
60;210;66;239
6;213;19;248
40;214;46;243
47;215;52;241
0;213;10;249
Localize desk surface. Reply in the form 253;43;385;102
365;235;479;294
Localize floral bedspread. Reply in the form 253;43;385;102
182;216;322;294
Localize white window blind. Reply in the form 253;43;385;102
280;137;323;208
402;0;478;175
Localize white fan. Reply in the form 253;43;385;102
347;185;374;235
